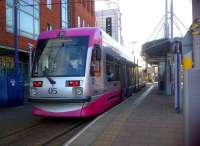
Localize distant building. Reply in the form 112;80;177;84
96;9;122;44
0;0;95;82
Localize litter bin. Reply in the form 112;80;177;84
0;73;24;106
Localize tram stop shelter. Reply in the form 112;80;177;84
141;38;182;102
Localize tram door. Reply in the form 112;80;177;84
119;62;126;97
90;44;104;95
105;54;121;91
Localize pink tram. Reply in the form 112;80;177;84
28;27;143;117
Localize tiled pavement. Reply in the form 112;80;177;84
65;83;184;146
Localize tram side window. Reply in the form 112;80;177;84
115;63;120;80
106;54;120;81
131;65;134;85
128;66;132;85
127;65;134;85
90;44;101;76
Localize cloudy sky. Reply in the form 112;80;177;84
95;0;192;65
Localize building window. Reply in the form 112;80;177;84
87;1;90;11
47;24;53;31
47;0;52;9
77;16;81;27
91;0;94;15
83;0;86;7
6;0;40;40
106;17;112;36
61;0;68;28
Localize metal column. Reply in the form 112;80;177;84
14;0;20;75
183;7;200;144
174;42;181;112
184;69;200;146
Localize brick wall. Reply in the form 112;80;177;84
0;0;6;46
0;0;95;51
70;0;95;27
40;0;61;32
0;0;62;51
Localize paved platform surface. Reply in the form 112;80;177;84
65;83;184;146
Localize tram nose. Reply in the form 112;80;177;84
30;78;84;98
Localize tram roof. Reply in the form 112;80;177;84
38;27;101;40
37;27;136;64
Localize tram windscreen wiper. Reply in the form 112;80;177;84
43;67;56;85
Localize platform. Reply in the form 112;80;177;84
64;83;184;146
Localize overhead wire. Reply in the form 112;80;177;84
174;14;188;31
173;19;184;37
153;20;166;40
147;15;166;41
15;0;103;7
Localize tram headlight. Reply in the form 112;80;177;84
73;87;83;96
31;88;38;96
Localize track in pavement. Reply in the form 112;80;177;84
0;118;93;146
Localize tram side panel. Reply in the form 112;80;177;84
102;45;122;107
82;42;122;117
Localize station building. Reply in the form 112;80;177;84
0;0;95;83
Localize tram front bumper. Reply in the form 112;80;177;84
28;97;91;103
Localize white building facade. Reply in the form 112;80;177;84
95;9;122;44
